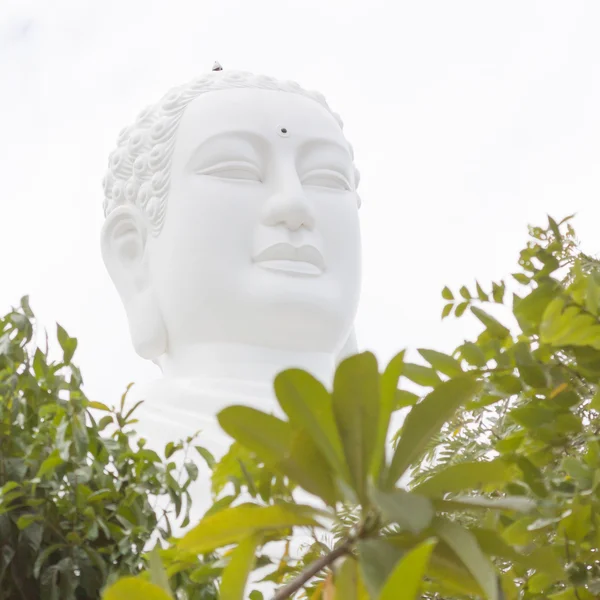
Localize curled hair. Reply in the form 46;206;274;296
103;70;360;235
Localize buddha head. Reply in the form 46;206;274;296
101;70;361;374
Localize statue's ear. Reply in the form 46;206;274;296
101;206;167;360
336;327;358;364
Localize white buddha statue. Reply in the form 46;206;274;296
100;69;362;519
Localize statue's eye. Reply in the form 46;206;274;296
301;169;351;191
197;161;262;182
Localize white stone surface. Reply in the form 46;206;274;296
100;70;362;524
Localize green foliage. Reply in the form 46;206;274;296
118;348;529;599
0;300;203;599
9;213;600;599
413;215;600;598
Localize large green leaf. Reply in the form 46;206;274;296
177;504;319;554
468;526;560;575
102;577;173;600
220;534;262;600
418;349;462;377
218;406;338;504
149;548;171;594
411;459;513;497
370;488;434;534
386;534;485;596
274;369;347;479
372;351;405;482
541;297;600;349
513;282;559;334
332;352;380;505
434;495;535;514
379;538;437;600
385;377;482;488
402;363;442;387
435;520;499;600
358;539;403;599
333;557;369;600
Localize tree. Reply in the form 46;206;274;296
0;301;208;599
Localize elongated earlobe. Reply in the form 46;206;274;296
101;206;167;360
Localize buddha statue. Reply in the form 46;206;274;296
100;69;362;520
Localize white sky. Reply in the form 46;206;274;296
2;0;600;405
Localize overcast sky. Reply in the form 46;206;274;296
2;0;600;404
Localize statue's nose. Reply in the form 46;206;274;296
261;189;316;232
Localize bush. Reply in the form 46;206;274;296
0;301;201;599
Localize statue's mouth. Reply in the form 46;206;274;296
252;243;325;276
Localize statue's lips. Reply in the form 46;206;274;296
253;243;325;276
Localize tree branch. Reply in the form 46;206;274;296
271;539;352;600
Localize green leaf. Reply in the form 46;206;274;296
177;503;320;554
459;342;487;367
56;324;78;364
418;349;462;377
334;557;368;600
220;534;262;600
386;534;485;596
459;286;471;300
395;390;419;409
358;539;403;599
371;488;434;534
476;281;488;301
218;406;338;504
442;303;453;319
33;348;47;379
548;215;561;240
16;514;42;530
20;295;34;317
402;363;442;388
515;456;548;497
435;520;499;600
102;577;173;600
435;495;535;513
492;282;505;303
36;449;64;479
412;459;513;498
471;306;510;339
541;297;600;349
379;538;437;600
33;544;65;578
372;351;405;482
386;377;482;487
275;368;347;479
149;548;172;594
513;282;558;334
442;287;454;300
512;273;530;285
86;401;111;412
455;302;469;317
195;446;216;469
332;352;380;505
586;274;600;315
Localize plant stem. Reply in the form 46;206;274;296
271;539;352;600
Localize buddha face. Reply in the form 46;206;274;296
104;87;361;358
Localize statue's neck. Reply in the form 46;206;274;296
158;343;335;391
136;344;334;441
